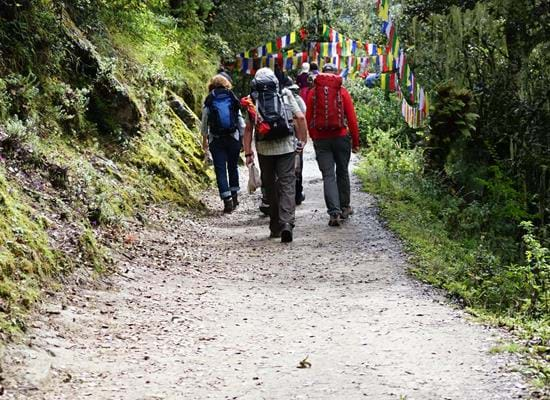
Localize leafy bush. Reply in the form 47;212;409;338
356;124;549;321
401;1;550;245
44;79;92;136
426;83;479;174
345;81;413;146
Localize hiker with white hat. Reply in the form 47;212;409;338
297;62;310;101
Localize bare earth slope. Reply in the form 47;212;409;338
2;146;529;399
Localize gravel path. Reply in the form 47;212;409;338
1;145;530;399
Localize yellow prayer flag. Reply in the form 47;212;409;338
290;31;297;44
392;38;400;59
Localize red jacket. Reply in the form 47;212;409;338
306;86;360;148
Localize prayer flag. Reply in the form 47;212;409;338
322;24;329;39
380;55;387;72
267;55;275;70
341;39;348;56
391;34;399;59
381;73;388;91
257;46;267;57
389;73;397;92
367;43;377;56
398;51;406;79
408;72;415;102
385;21;395;43
320;42;329;57
378;0;390;21
290;31;297;44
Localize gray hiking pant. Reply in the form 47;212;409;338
313;135;352;216
258;152;296;233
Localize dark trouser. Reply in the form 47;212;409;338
209;136;241;199
313;135;352;216
261;152;303;204
258;152;296;233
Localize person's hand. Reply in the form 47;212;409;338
245;152;254;166
296;141;304;153
352;146;360;154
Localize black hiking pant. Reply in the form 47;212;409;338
258;152;296;233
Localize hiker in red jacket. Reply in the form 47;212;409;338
306;63;360;227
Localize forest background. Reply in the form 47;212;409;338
0;0;548;388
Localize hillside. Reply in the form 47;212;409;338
0;1;217;335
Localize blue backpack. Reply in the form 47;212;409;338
205;88;240;136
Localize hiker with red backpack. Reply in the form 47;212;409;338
306;63;360;227
201;74;245;213
243;68;308;243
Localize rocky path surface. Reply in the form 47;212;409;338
2;146;530;399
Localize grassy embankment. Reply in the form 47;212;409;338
349;82;549;390
0;2;216;336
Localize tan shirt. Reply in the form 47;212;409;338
252;88;301;156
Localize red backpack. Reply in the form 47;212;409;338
311;73;346;131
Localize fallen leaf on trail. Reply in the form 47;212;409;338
124;233;138;245
297;356;312;369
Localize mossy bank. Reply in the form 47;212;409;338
0;1;218;336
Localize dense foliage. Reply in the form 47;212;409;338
0;0;217;334
402;0;550;238
353;82;549;388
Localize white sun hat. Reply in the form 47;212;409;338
301;62;310;74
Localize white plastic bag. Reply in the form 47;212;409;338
247;163;262;193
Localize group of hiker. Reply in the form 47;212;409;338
201;62;360;243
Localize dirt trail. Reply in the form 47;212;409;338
2;145;529;399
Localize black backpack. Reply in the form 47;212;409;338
204;88;240;136
251;78;294;141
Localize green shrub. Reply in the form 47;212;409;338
357;126;549;321
345;81;411;146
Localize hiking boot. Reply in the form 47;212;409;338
341;206;354;219
280;223;293;243
232;194;239;209
328;213;341;227
269;230;281;239
223;197;234;214
259;201;270;216
295;193;305;206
